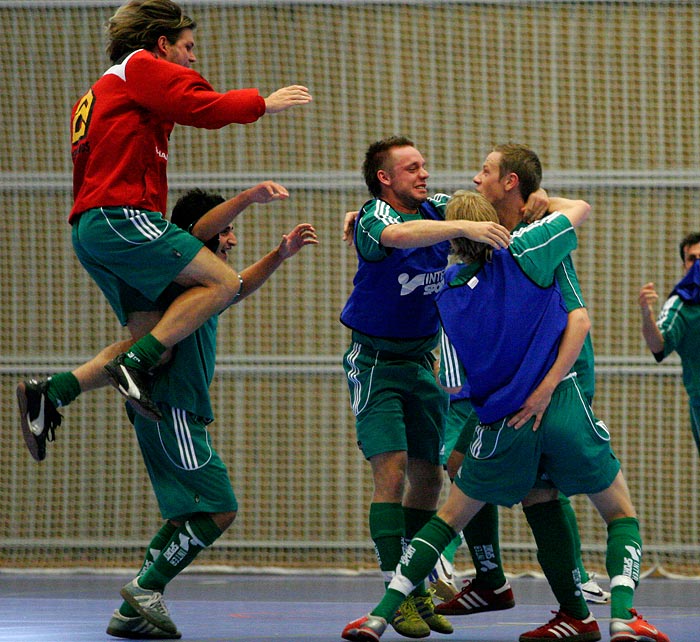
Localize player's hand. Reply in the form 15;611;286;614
508;385;554;431
522;188;549;223
638;282;660;315
247;181;289;204
343;211;358;246
278;223;318;259
264;85;313;113
463;221;510;249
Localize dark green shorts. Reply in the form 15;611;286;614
72;207;203;325
455;376;620;507
133;407;237;521
343;341;448;463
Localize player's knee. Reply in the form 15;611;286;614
212;510;237;532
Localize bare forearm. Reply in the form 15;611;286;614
542;309;590;393
234;249;285;303
381;219;509;249
641;312;665;354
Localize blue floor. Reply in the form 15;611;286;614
0;573;695;641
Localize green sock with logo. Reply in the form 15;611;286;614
606;517;641;619
123;333;167;371
138;516;222;591
120;521;178;617
463;503;507;589
524;500;589;619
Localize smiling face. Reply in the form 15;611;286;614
378;145;430;213
213;225;238;262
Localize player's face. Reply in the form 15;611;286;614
215;226;238;262
473;152;507;206
381;146;429;212
163;28;197;68
683;242;700;273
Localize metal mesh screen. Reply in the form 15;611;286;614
1;0;699;577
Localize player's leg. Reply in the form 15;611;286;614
559;493;611;603
403;458;452;635
18;308;169;461
436;403;512;616
587;472;669;641
545;379;669;642
343;484;483;641
119;409;237;634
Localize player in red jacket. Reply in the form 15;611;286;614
18;0;311;454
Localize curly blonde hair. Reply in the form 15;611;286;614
445;190;499;264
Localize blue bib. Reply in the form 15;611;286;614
436;249;568;423
341;200;449;339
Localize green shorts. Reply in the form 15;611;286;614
133;406;237;521
72;207;203;325
442;397;479;465
343;341;448;463
456;376;620;507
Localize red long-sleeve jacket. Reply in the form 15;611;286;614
70;49;265;221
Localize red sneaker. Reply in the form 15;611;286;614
434;579;515;615
342;614;388;641
609;609;670;642
519;610;601;642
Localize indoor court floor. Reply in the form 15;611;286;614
0;572;696;641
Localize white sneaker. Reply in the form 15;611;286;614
581;573;611;604
429;553;459;601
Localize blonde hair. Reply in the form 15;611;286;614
445;190;499;264
106;0;196;62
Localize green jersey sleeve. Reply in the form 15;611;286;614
509;213;578;287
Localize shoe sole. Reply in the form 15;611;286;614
104;364;162;421
17;382;44;462
435;599;515;616
520;632;601;642
106;624;182;640
119;586;178;635
431;578;459;601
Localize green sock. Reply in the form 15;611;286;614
369;503;405;587
524;500;589;620
559;494;589;583
45;372;81;408
124;333;167;371
138;515;222;591
463;503;506;589
606;517;641;619
403;507;436;596
372;516;456;621
120;521;178;617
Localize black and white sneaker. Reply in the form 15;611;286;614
17;379;62;462
104;353;162;421
581;573;611;604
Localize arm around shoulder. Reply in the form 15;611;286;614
548;197;591;229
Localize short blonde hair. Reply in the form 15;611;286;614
445;190;499;264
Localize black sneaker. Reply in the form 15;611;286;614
104;353;162;421
17;379;62;462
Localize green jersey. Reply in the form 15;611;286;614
657;295;700;399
